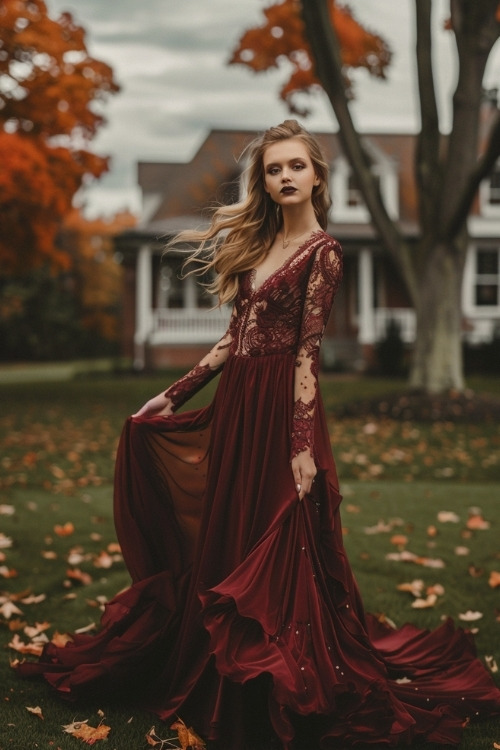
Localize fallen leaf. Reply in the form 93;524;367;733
62;719;111;744
0;565;18;578
51;631;74;647
488;571;500;589
485;655;498;673
8;634;44;656
396;580;424;597
54;522;75;537
427;525;438;537
426;583;445;596
458;610;483;622
411;593;438;609
454;546;470;556
0;504;15;515
74;622;97;634
390;534;408;548
66;568;93;586
0;600;24;619
0;533;13;548
26;705;44;720
24;622;51;638
466;514;490;531
171;717;206;749
437;511;460;523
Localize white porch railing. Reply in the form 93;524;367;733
150;307;232;344
373;308;416;343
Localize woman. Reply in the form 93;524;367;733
18;121;500;748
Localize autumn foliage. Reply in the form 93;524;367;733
0;0;119;272
229;0;391;114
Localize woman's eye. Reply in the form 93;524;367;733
293;163;305;170
268;167;280;175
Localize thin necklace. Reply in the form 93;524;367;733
282;227;316;249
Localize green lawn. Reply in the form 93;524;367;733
0;374;499;749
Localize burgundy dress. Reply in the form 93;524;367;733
18;232;500;748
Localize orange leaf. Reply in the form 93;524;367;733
26;705;44;720
488;571;500;589
171;717;206;749
54;522;75;537
62;719;111;744
66;567;93;586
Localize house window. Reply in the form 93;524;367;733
480;161;500;215
474;247;499;307
489;168;500;206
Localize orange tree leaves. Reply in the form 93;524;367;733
0;0;119;272
229;0;391;114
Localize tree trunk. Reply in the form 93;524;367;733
409;239;466;393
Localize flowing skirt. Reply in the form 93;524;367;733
18;353;500;748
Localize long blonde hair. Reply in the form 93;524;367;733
171;120;331;305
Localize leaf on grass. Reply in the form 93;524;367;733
26;705;44;720
468;565;484;578
437;511;460;523
0;533;13;548
20;593;46;604
426;583;445;596
396;580;424;597
0;504;15;515
485;655;498;673
364;519;404;535
54;522;75;537
390;534;408;548
66;568;93;586
411;593;438;609
74;622;97;634
0;600;24;619
458;610;483;622
51;630;74;647
8;634;44;656
24;621;51;638
466;514;490;531
41;550;58;560
62;718;111;744
386;551;445;568
488;571;500;589
454;546;470;556
0;565;18;578
145;726;179;747
171;717;206;749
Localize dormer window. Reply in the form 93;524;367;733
330;142;398;223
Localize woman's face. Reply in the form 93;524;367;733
263;137;320;208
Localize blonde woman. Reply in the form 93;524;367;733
19;121;500;749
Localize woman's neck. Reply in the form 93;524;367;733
280;207;321;244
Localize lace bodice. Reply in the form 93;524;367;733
165;231;343;460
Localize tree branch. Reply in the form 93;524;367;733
414;0;441;235
300;0;418;303
443;108;500;242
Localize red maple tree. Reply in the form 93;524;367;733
229;0;391;114
0;0;119;272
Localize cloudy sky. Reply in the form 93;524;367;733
47;0;500;218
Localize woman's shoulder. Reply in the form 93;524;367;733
310;231;343;286
312;230;343;255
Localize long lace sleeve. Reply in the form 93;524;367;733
290;240;343;460
164;306;237;411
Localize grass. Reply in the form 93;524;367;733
0;374;499;749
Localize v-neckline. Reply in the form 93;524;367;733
250;230;323;294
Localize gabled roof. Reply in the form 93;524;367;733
138;128;421;226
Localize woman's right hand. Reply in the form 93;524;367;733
132;392;174;418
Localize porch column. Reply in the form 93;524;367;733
134;244;153;369
358;247;375;344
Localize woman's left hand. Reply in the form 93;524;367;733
291;449;317;501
